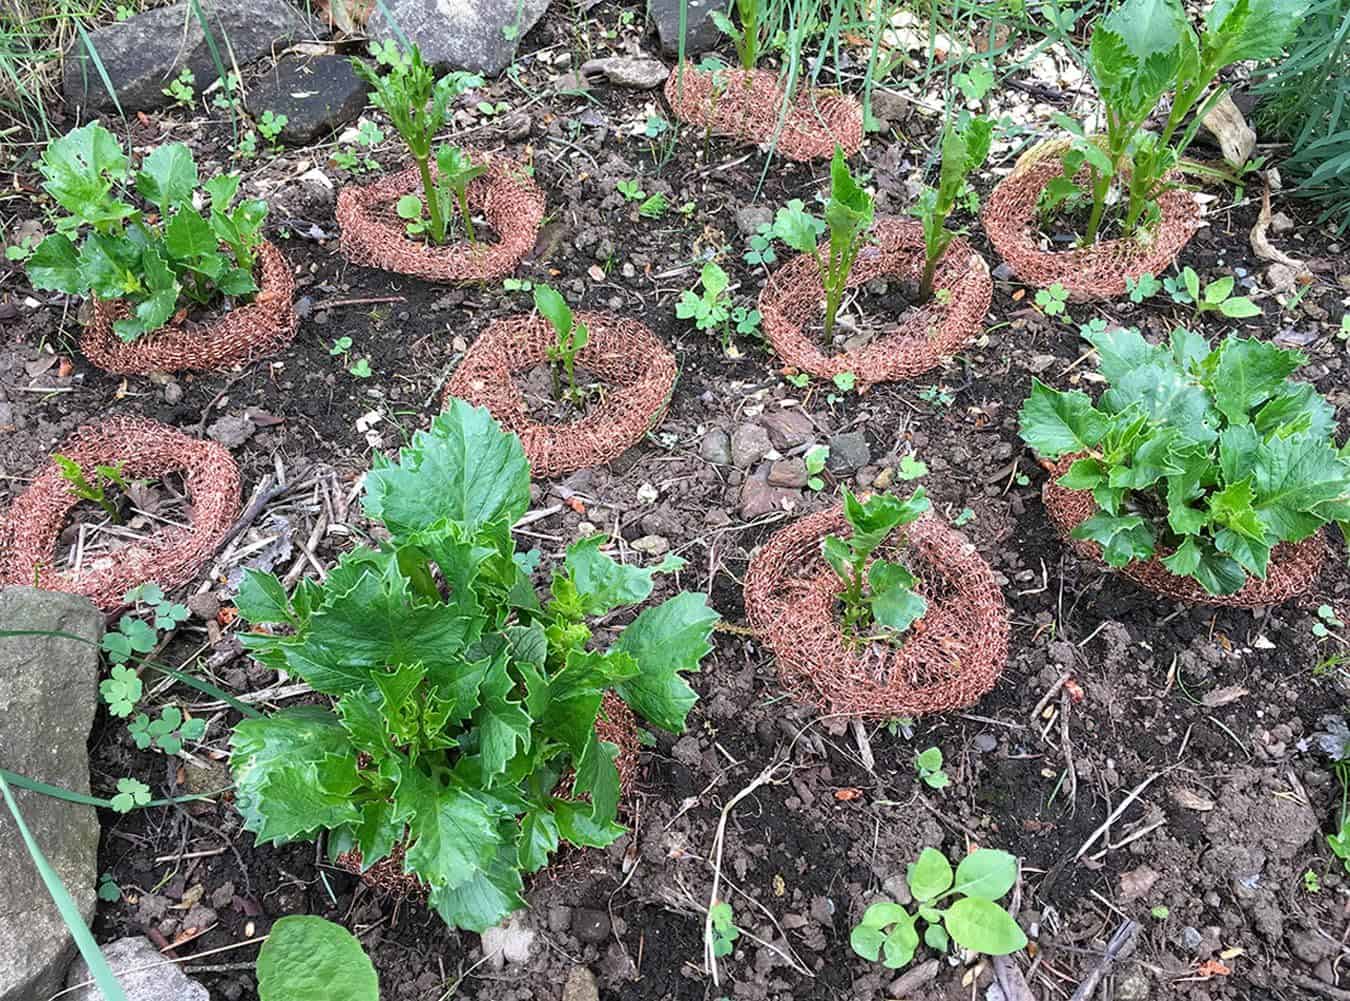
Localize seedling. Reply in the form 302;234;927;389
954;65;994;102
731;306;761;339
97;874;122;902
237;131;259;160
676;261;734;350
912;114;992;303
1313;604;1344;638
851;848;1025;969
897;455;927;480
534;284;590;402
1304;869;1321;893
952;507;976;527
503;278;534;292
100;665;143;717
333;121;385;173
638;193;668;219
396;146;487;243
1172;267;1261;319
257;110;288;147
129;706;205;755
919;384;954;407
1318;720;1350;873
1150;905;1170;920
349;358;373;379
805;444;829;490
711;0;763;69
744;221;778;266
1125;272;1162;303
110;777;150;813
708;901;741;958
914;747;950;789
53;454;128;523
1034;283;1069;317
823;486;930;642
832;372;856;392
616;179;644;201
330;336;354;356
101;617;157;668
1019;327;1350;596
162;68;195;108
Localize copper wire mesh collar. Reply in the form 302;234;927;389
663;63;863;162
445;311;677;478
982;139;1201;299
84;241;298;376
0;416;241;611
1043;455;1324;607
743;509;1009;718
336;692;640;896
757;217;991;391
336;153;544;283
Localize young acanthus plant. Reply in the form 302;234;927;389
771;146;874;342
1019;326;1350;596
710;0;763;70
823;486;931;642
228;400;718;932
26;124;267;342
1043;0;1306;244
533;284;590;403
351;41;485;245
851;847;1026;969
913;114;993;303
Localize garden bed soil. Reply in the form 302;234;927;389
2;5;1349;1001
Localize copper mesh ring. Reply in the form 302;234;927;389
982;139;1201;299
83;241;298;376
1042;455;1324;607
758;217;992;391
744;509;1009;717
446;311;677;478
0;416;241;611
336;153;544;283
663;63;863;162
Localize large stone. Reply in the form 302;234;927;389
648;0;724;57
64;937;209;1001
367;0;551;77
248;53;370;146
0;588;103;1001
62;0;316;113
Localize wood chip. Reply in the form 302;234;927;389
1170;787;1217;812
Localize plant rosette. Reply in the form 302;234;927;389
757;217;992;391
336;153;544;283
0;416;240;610
84;241;298;375
743;506;1008;717
982;138;1201;300
445;312;678;478
663;63;863;162
1043;453;1326;607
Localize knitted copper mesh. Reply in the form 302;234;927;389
663;63;863;162
336;153;544;283
982;139;1201;299
743;509;1009;717
0;417;241;611
84;242;298;376
445;312;677;478
1042;455;1324;607
757;217;992;391
336;692;640;895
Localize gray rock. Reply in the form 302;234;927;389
572;908;611;944
561;966;600;1001
700;429;732;465
367;0;551;77
480;912;536;968
630;534;670;557
648;0;722;56
1289;927;1339;965
65;937;208;1001
0;588;102;1001
826;431;871;474
248;54;369;146
731;423;772;468
206;414;255;448
579;56;669;89
63;0;315;113
735;205;774;236
869;88;911;126
1115;968;1150;1001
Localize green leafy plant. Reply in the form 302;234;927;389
708;901;741;958
676;261;735;349
912;114;993;302
257;110;288;147
257;916;380;1001
1125;272;1162;302
638;192;668;219
100;665;143;717
129;706;205;755
395;146;487;244
953;507;976;527
533;284;590;403
832;371;857;393
897;455;928;480
1171;266;1262;318
711;0;763;69
333;121;385;173
1034;283;1069;316
744;221;778;266
110;777;150;813
1304;868;1321;893
101;617;157;668
823;486;930;642
616;178;643;201
53;453;128;523
1048;0;1307;244
915;747;950;789
1313;603;1344;638
851;848;1025;969
1315;719;1350;872
351;41;484;245
26;124;268;342
805;444;830;491
228;400;718;932
162;67;195;108
237;131;260;161
1019;327;1350;596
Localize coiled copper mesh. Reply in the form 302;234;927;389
0;416;241;611
744;509;1009;717
445;311;677;479
1042;455;1324;607
982;139;1201;299
757;217;992;391
663;63;863;162
336;692;640;896
336;153;544;283
84;242;298;376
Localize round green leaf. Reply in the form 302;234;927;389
861;901;910;929
881;916;919;969
924;922;949;952
942;897;1027;956
257;916;379;1001
952;848;1018;900
906;848;953;902
850;923;885;961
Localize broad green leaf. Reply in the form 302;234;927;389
553;796;625;847
1018;380;1108;457
135;143;198;215
881;913;920;968
1214;527;1272;578
924;923;950;951
163;209;220;264
1254;382;1335;441
613;591;718;732
203;173;241;210
1207;0;1308;61
943;897;1027;956
1207;478;1264;540
771;198;825;254
1161;537;1247;594
822;535;853;582
1252;432;1350;542
518;807;560;872
256;916;379;1001
38;123;135;229
951;849;1018;900
1086;326;1164;384
27;234;84;294
869;560;927;633
533;284;573;337
473;655;532;784
427;855;526;933
572;728;621;823
1217;296;1260;319
235;570;294;625
1211;337;1303;426
850;924;886;962
1071;511;1155;566
906;848;954;902
397;768;503;892
558;534;684;617
1059;457;1105;490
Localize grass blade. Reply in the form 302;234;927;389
0;768;230;809
73;17;124;119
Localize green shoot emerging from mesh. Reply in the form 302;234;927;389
913;114;992;303
53;454;129;524
533;285;590;403
711;0;762;70
823;486;930;642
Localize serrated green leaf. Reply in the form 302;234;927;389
518;807;560;873
557;535;684;617
426;855;526;933
397;768;503;892
1211;337;1303;426
1071;511;1155;566
1018;380;1108;457
27;234;84;294
235;570;294;625
613;591;718;732
136;143;198;216
256;916;380;1001
473;654;532;784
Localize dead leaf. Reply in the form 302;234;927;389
1201;685;1248;708
1170;787;1216;812
1119;865;1159;901
1250;178;1310;283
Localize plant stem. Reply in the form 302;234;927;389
1083;166;1110;246
456;186;476;243
416;155;446;244
917;252;940;304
